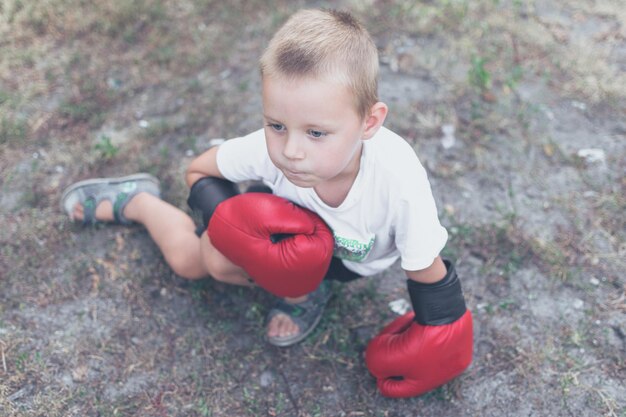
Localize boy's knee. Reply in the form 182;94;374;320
168;253;205;280
197;232;249;284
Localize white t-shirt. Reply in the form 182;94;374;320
216;127;448;277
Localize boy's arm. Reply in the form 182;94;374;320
185;146;224;187
404;256;447;283
185;145;239;234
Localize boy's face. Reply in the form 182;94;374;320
262;75;368;190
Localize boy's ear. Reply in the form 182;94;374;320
362;102;388;140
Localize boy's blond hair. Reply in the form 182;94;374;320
260;9;379;119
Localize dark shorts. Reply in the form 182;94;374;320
324;257;361;282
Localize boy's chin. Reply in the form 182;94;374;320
286;178;315;188
283;174;317;188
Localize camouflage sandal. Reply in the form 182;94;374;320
266;281;332;347
61;173;161;225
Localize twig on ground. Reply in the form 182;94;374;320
278;369;300;416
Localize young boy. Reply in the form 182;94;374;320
63;9;472;397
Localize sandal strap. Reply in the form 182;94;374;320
113;191;132;225
81;196;97;226
270;299;311;322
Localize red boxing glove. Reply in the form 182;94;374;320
208;193;334;298
365;261;473;398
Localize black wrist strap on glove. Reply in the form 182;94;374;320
187;177;239;235
407;260;467;326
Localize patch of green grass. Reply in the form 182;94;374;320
143;119;172;138
468;55;492;92
59;78;112;127
150;45;176;66
94;135;120;160
0;90;12;105
244;302;264;322
196;398;213;416
182;135;198;153
446;219;550;277
159;145;170;160
186;79;202;94
18;186;40;208
496;217;576;281
438;0;470;21
506;64;524;90
0;116;28;144
59;100;91;123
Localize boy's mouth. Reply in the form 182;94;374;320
282;168;311;182
282;166;305;176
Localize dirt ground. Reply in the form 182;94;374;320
1;0;624;416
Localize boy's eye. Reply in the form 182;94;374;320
308;129;327;138
267;123;285;132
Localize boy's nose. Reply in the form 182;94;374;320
282;135;305;160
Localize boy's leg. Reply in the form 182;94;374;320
71;191;251;285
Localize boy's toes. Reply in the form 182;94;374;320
267;314;299;338
72;203;84;221
266;315;279;338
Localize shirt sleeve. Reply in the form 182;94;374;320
394;164;448;271
215;129;279;184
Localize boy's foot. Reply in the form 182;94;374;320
266;281;332;347
61;173;161;225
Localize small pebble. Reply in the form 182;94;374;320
573;299;584;309
590;277;600;286
260;370;274;387
577;148;605;164
389;298;411;315
441;124;456;149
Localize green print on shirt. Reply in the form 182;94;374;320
333;233;375;262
